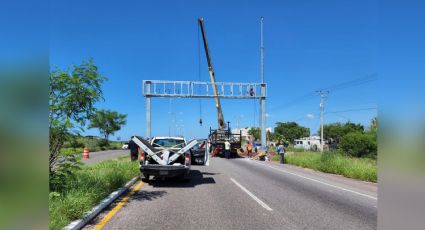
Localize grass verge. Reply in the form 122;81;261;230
271;151;377;182
60;142;122;155
49;157;139;230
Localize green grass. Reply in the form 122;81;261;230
49;157;139;230
60;147;85;155
62;135;124;154
60;142;123;155
272;151;377;182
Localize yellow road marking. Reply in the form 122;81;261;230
94;181;144;230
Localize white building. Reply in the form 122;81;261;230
231;127;273;144
294;135;321;151
231;128;250;137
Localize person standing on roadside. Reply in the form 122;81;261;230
224;139;231;159
277;142;285;164
128;136;138;161
247;141;253;158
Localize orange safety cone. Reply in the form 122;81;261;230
83;146;90;159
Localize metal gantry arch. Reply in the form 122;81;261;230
142;80;267;147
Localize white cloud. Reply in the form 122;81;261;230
265;113;271;118
306;113;315;119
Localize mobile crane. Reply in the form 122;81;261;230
198;17;242;157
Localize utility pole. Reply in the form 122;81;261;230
260;17;265;83
259;17;267;150
317;90;329;153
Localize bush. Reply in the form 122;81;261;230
60;148;84;156
285;145;305;152
273;151;377;182
98;139;109;148
339;132;377;158
50;155;82;193
49;158;139;230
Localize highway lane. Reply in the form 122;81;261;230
81;149;130;165
85;157;377;230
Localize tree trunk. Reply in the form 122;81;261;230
105;133;109;145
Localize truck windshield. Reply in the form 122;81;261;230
153;139;185;148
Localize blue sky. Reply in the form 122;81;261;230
50;0;378;140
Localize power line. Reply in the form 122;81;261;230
268;73;377;112
320;73;377;92
283;107;377;123
325;107;377;114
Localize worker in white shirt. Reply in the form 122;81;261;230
224;139;231;159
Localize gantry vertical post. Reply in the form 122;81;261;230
260;83;266;149
146;81;151;139
260;17;266;150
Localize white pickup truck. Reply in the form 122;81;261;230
131;136;197;181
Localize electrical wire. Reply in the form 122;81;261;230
289;107;377;123
325;107;377;114
268;73;378;112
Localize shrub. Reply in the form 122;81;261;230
49;155;82;193
338;132;376;158
271;155;280;161
97;139;109;148
49;158;139;230
60;148;84;156
285;145;305;152
278;151;377;182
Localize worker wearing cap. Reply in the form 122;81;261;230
224;139;231;159
277;142;285;164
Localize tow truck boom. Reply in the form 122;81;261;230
198;17;226;130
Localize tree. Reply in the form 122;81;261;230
248;127;261;141
367;117;377;147
274;122;310;143
339;132;377;158
49;59;106;189
266;130;273;141
273;133;285;143
321;122;364;145
88;109;127;143
370;117;377;132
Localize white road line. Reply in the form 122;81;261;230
230;177;273;211
205;154;210;166
250;160;377;200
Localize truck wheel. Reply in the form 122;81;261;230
142;173;150;182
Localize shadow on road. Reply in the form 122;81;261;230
146;170;217;188
130;190;167;202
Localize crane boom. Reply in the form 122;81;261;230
198;17;226;130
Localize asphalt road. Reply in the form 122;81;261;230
85;157;377;230
81;149;130;165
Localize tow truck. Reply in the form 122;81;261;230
131;136;198;181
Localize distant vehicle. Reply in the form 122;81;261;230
191;139;208;165
122;142;129;149
294;136;320;151
209;127;242;158
131;136;197;181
